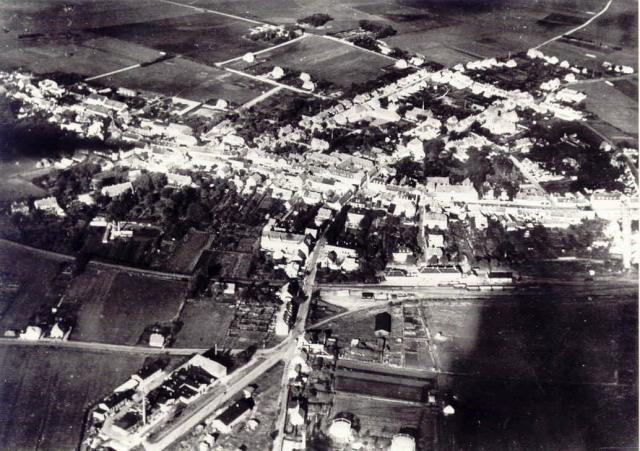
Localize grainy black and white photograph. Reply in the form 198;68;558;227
0;0;637;450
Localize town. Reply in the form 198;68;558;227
0;1;637;450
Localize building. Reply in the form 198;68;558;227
328;418;352;445
374;312;392;337
261;221;310;262
211;397;255;434
422;211;448;229
389;434;416;451
34;197;65;216
101;182;133;198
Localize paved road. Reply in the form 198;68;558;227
534;0;614;50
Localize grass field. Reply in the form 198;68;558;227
66;268;186;345
0;241;67;334
230;34;394;87
0;346;149;451
172;299;235;348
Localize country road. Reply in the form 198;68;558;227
0;336;206;356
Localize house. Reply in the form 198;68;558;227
261;227;310;262
49;322;71;340
34;197;65;216
389;434;416;451
374;312;392;337
211;397;255;434
10;201;29;215
19;325;43;341
149;332;166;348
166;173;192;187
422;211;447;230
346;210;365;229
101;181;133;198
427;234;445;248
188;354;227;379
392;247;413;264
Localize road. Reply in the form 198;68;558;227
533;0;614;50
157;0;264;25
223;67;329;99
85;63;142;82
272;235;326;451
0;336;207;356
144;342;290;450
216;34;308;66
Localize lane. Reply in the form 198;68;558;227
157;0;265;25
239;86;282;110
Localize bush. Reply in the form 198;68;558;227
358;20;397;39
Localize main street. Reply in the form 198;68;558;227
271;235;326;451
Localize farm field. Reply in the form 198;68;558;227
579;81;639;136
230;34;394;88
162;229;212;274
172;299;235;348
91;13;267;65
0;36;162;78
0;345;149;451
99;57;270;104
420;291;638;450
0;0;193;36
0;240;69;334
66;268;186;345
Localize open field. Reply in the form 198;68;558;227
91;13;267;65
0;241;67;333
579;81;639;136
0;35;162;78
172;299;235;348
66;268;186;345
420;291;638;450
99;57;270;103
0;345;149;451
230;34;394;87
0;0;193;36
